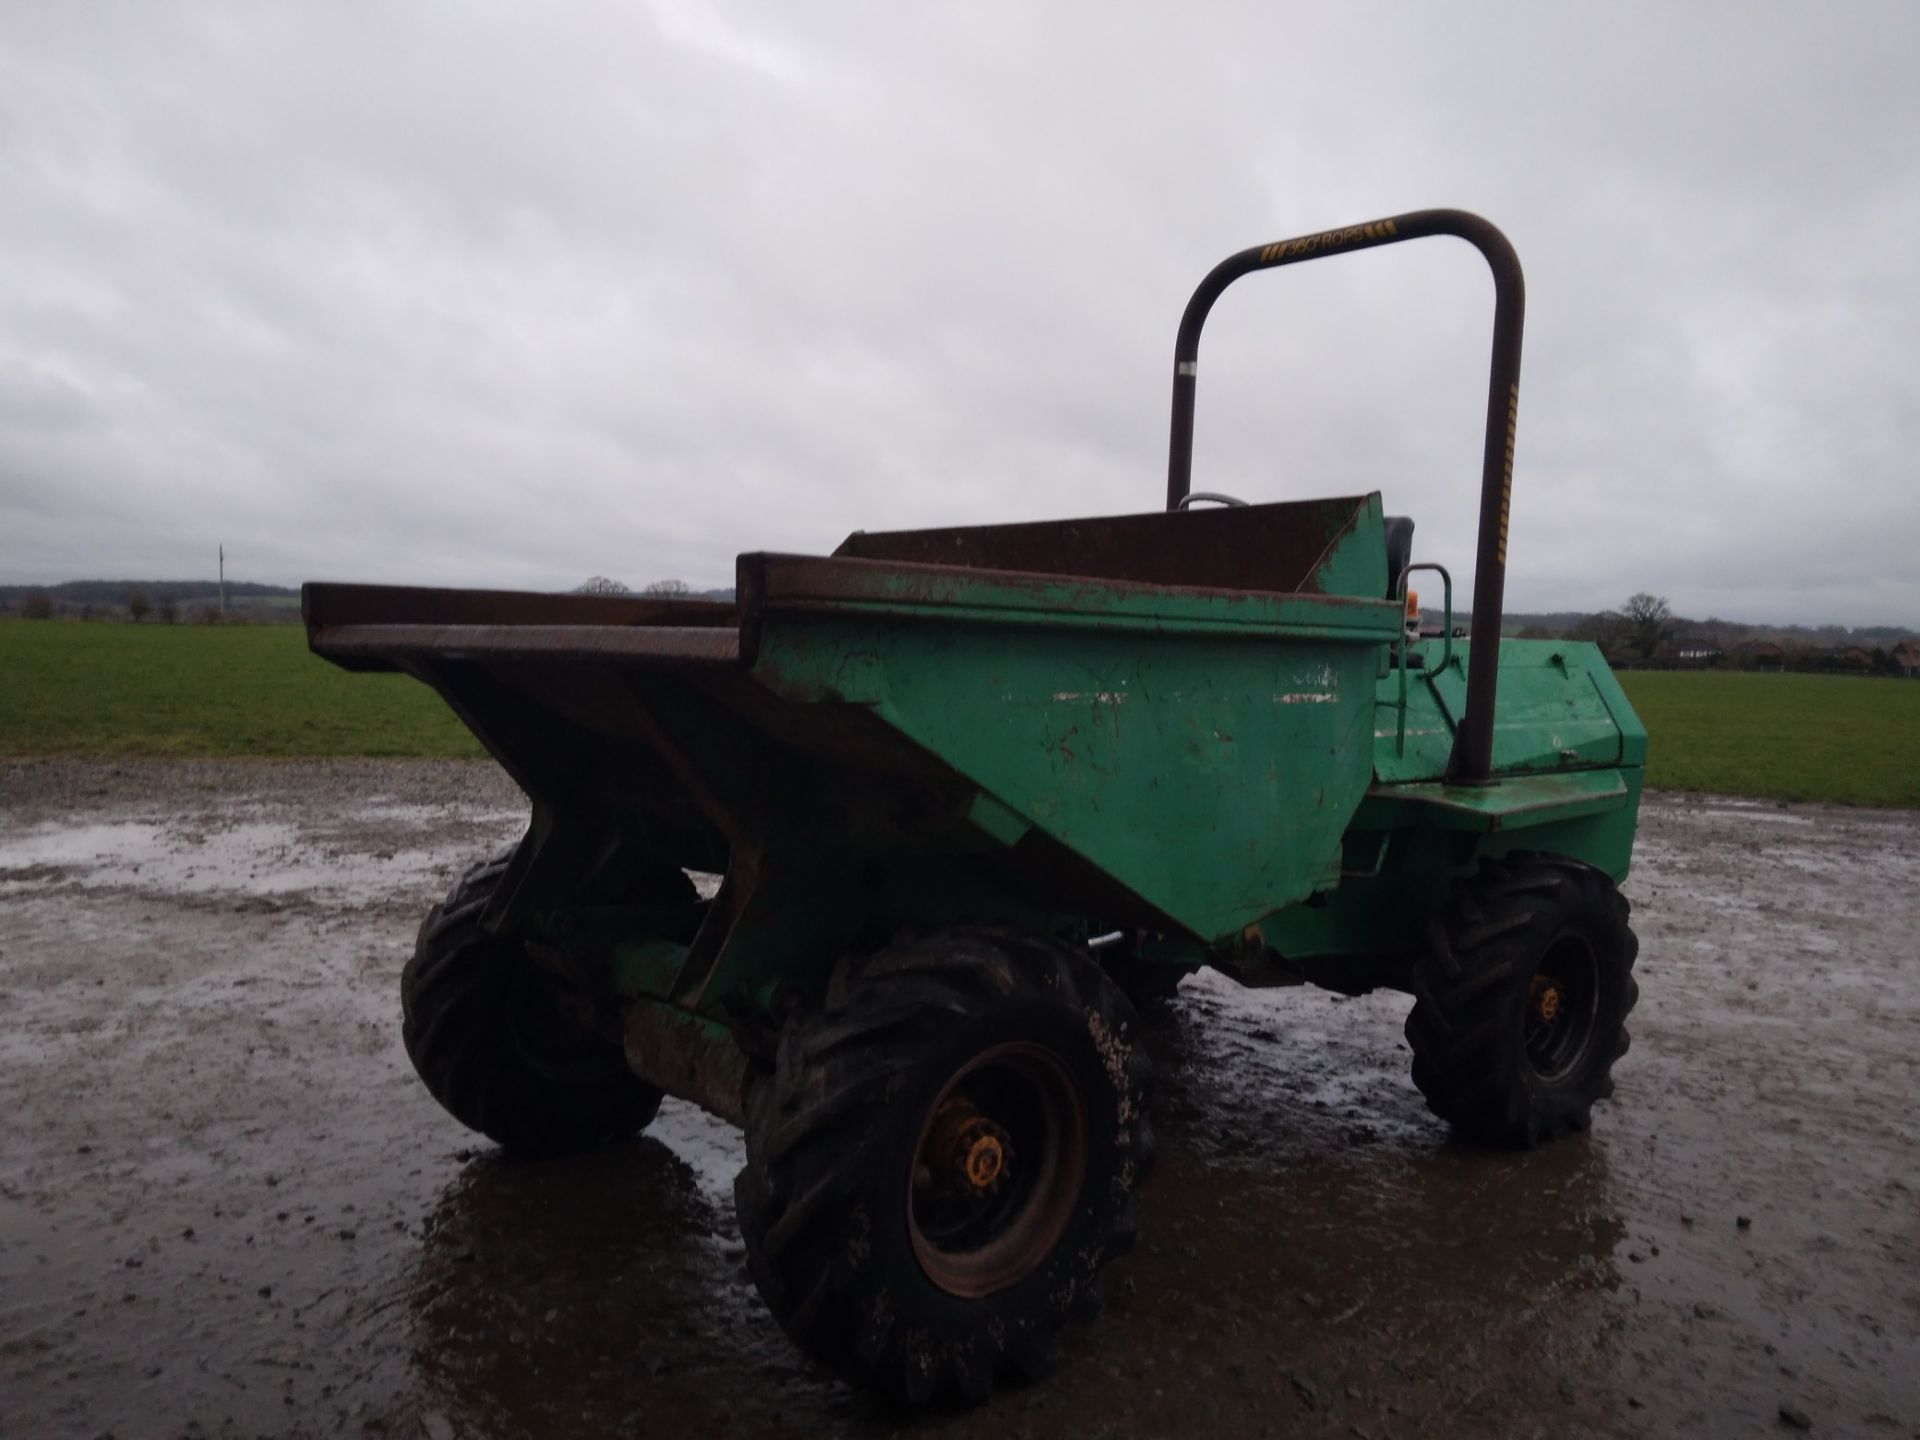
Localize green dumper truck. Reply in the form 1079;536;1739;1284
306;209;1643;1406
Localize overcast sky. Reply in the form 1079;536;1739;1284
2;2;1916;625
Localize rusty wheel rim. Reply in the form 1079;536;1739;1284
906;1041;1088;1299
1525;932;1600;1082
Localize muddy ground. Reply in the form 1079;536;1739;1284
1;760;1915;1440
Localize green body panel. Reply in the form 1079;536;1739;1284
1373;638;1644;782
1245;637;1647;976
1257;768;1645;974
752;613;1394;942
737;496;1410;946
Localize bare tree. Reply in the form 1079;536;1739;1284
642;579;693;597
573;576;631;595
127;589;151;623
157;598;179;624
22;589;53;620
1622;593;1677;661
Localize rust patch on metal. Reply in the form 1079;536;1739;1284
833;496;1369;597
302;582;734;630
621;999;748;1126
310;623;741;667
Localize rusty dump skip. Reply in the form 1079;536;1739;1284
312;623;740;666
304;494;1379;677
834;495;1369;595
302;584;739;674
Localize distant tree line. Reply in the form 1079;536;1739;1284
0;579;297;605
572;577;716;600
7;588;241;624
5;575;733;624
1494;593;1918;676
0;579;299;625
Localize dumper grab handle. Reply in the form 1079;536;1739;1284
1164;208;1524;785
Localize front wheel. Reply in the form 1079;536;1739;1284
1405;854;1639;1146
401;849;675;1155
733;928;1153;1406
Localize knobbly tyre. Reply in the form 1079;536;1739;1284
305;209;1643;1407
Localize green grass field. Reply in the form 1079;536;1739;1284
1616;670;1920;807
3;621;1916;805
0;619;481;758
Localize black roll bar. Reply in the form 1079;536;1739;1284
1164;208;1525;786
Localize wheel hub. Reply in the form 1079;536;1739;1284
1523;934;1602;1083
1530;975;1563;1026
925;1095;1013;1195
906;1042;1088;1300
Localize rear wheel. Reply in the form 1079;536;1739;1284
401;848;683;1155
1405;854;1638;1146
734;927;1153;1406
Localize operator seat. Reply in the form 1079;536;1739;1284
1383;515;1415;599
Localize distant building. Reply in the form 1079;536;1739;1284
1891;640;1919;677
1737;639;1784;671
1671;634;1724;665
1831;645;1873;671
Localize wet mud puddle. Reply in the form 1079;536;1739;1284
2;764;1917;1438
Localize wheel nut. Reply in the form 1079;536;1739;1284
964;1133;1004;1189
926;1095;1014;1195
1531;976;1562;1025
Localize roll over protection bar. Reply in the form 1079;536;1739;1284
1163;209;1525;786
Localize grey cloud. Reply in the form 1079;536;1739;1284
1;2;1915;626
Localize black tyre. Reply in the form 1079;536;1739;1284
402;848;682;1155
734;927;1153;1406
1406;853;1638;1146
